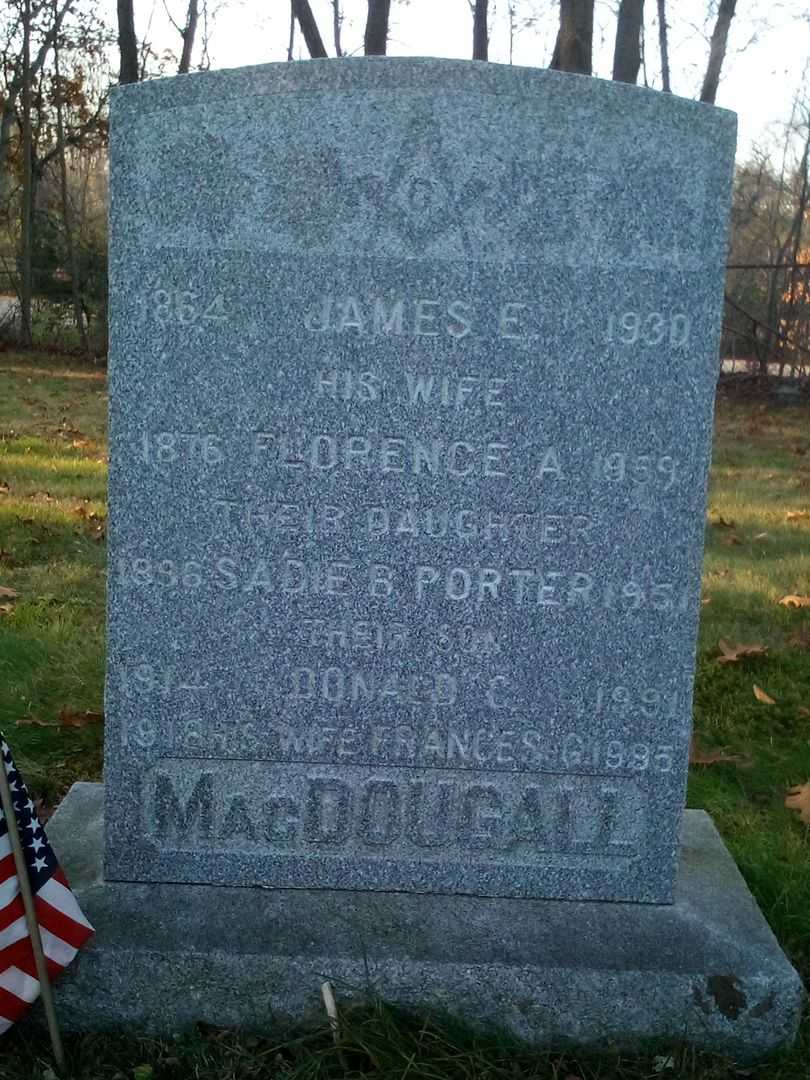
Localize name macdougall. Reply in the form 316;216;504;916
146;765;642;856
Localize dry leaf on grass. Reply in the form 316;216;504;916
57;708;104;729
717;640;768;664
690;739;752;767
753;532;770;541
786;510;810;521
722;533;743;547
798;706;810;719
753;684;777;705
16;716;51;728
785;782;810;826
0;586;18;599
778;594;810;608
710;514;736;529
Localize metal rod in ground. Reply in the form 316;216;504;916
321;980;340;1041
0;755;65;1071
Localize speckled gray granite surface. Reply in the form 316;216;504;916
48;785;802;1057
105;58;736;901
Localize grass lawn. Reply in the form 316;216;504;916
0;353;808;1078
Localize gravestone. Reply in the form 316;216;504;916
48;58;803;1055
105;55;726;903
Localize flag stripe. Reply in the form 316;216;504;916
0;986;32;1026
40;927;79;969
0;912;29;952
35;897;93;950
0;894;25;936
38;877;94;931
0;862;20;908
0;939;36;985
0;966;39;1004
0;853;17;885
11;946;62;986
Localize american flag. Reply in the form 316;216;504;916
0;738;93;1032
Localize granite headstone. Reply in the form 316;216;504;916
45;59;804;1055
104;58;733;903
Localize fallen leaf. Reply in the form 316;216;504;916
753;684;777;705
0;586;18;600
57;708;104;729
779;594;810;608
0;604;12;615
722;533;743;546
690;739;752;767
16;717;51;728
798;706;810;719
753;532;769;540
0;482;8;494
701;596;712;606
786;510;810;521
785;782;810;826
711;514;736;528
717;640;768;664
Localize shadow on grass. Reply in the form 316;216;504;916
2;999;808;1080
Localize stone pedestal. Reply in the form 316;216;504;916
48;783;802;1059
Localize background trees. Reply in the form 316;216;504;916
0;0;806;368
1;0;109;350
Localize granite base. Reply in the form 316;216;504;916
45;783;803;1059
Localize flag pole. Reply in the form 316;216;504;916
0;755;65;1071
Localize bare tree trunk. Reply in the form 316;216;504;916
612;0;643;84
473;0;488;60
117;0;139;83
287;0;295;60
783;121;810;372
53;0;89;354
178;0;199;73
656;0;670;91
700;0;736;105
292;0;328;58
332;0;343;56
364;0;391;55
550;0;594;76
20;0;33;347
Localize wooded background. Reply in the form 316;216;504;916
0;0;807;374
